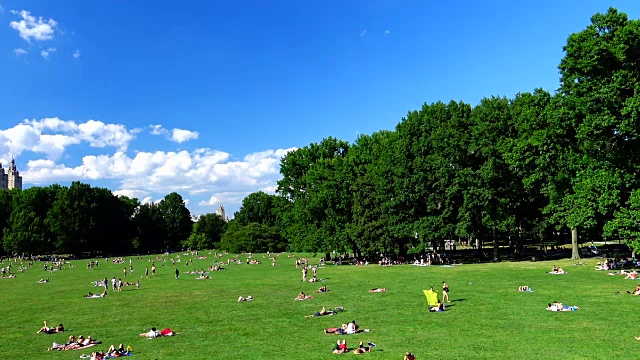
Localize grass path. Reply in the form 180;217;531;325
0;254;635;359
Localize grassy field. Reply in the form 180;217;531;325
0;253;636;359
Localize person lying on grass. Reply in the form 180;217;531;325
238;296;254;302
106;343;131;357
315;285;328;293
83;344;132;360
404;352;417;360
305;306;334;318
546;301;579;312
38;278;49;283
551;265;565;274
84;290;108;298
140;327;175;338
49;335;100;350
325;320;359;335
518;286;533;292
353;341;375;354
625;271;638;280
37;321;64;334
369;288;387;293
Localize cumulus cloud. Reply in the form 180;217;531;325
13;48;27;56
171;129;198;143
360;29;367;36
0;118;140;160
149;125;199;143
73;49;80;59
23;146;297;213
41;47;56;59
10;10;57;42
384;30;390;35
112;189;151;201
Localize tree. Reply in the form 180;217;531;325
3;186;58;254
157;192;193;250
550;8;640;258
220;220;285;253
184;213;227;250
0;189;13;255
234;191;280;227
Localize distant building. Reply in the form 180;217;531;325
0;158;22;190
216;204;229;222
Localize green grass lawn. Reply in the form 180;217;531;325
0;253;636;359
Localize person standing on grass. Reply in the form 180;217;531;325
175;268;179;280
123;267;127;278
145;267;149;278
152;264;156;276
302;267;308;282
312;266;317;281
442;281;450;303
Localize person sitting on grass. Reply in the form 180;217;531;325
518;286;533;292
306;306;334;318
404;352;417;360
625;271;638;280
627;283;640;295
551;265;565;274
353;341;375;354
429;300;445;312
38;278;49;283
37;321;64;334
369;288;387;293
315;285;328;293
295;291;307;300
332;340;347;354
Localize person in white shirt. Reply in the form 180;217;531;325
140;327;158;338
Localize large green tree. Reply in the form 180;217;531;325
157;192;193;250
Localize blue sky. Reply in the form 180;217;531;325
1;0;639;216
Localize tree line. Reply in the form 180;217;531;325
266;8;640;260
1;8;639;260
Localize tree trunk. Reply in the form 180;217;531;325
571;227;580;260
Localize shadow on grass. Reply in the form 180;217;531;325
451;298;466;302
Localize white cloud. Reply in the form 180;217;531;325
13;48;27;56
112;189;150;200
0;118;140;160
384;30;390;35
0;5;4;13
40;47;56;59
73;49;80;59
149;124;168;136
10;10;58;42
360;29;367;36
171;128;198;143
23;146;297;214
150;125;199;143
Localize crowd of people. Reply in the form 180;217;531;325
16;249;636;358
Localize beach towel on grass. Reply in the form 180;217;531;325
294;296;313;301
423;290;438;306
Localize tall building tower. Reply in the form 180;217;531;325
7;158;22;190
216;204;226;220
0;163;7;189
